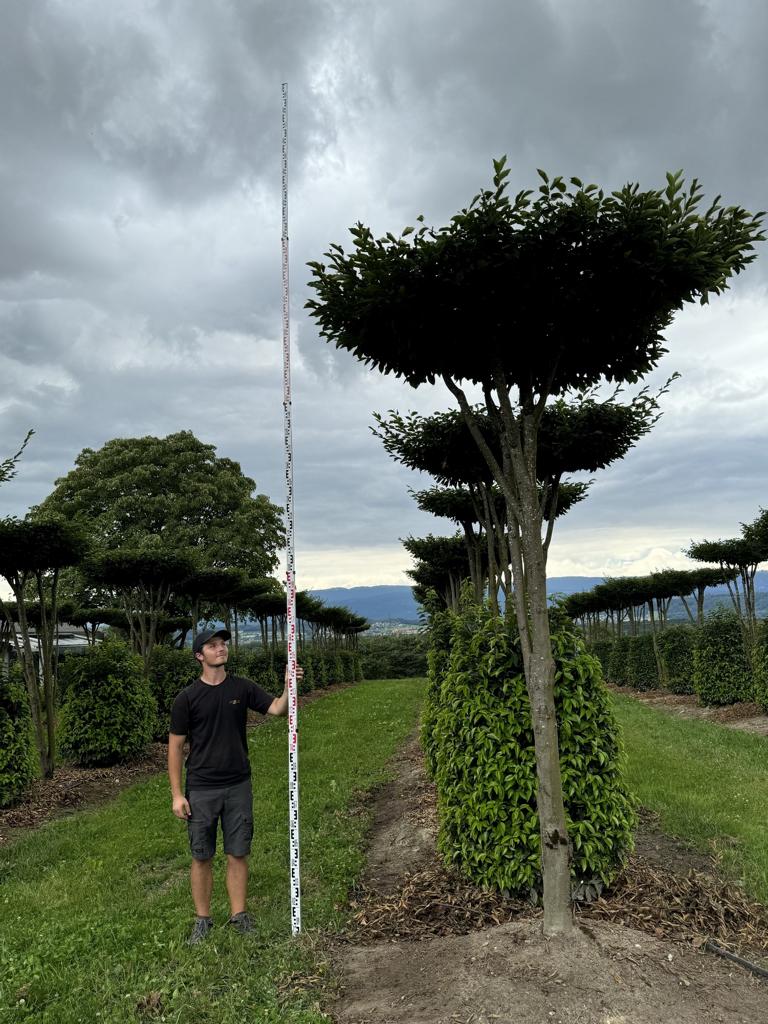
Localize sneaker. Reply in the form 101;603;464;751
187;916;213;945
227;911;254;934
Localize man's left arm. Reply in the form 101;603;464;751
267;664;304;716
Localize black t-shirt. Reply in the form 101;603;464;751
169;674;274;789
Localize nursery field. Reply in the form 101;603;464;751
613;692;768;903
0;677;425;1024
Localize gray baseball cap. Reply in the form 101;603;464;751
192;628;232;655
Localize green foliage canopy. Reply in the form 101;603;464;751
37;431;285;578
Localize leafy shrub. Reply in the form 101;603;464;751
627;634;658;691
753;621;768;713
433;604;635;896
693;610;753;706
58;639;156;766
300;650;316;692
148;645;197;740
359;634;428;680
607;635;631;685
657;626;695;694
590;639;614;677
228;648;283;694
352;651;364;682
421;609;453;779
0;665;35;807
331;651;345;685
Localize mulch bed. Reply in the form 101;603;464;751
345;854;768;963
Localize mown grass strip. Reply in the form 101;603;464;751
612;692;768;903
0;678;425;1024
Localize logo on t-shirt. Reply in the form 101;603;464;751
228;698;241;705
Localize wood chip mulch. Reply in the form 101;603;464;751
345;857;768;962
0;743;169;840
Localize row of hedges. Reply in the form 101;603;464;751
1;639;363;807
423;602;635;900
591;611;768;708
358;633;428;680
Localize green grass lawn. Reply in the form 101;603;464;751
612;692;768;902
0;678;425;1024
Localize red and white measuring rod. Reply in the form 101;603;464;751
281;81;301;936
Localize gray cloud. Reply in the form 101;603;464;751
1;0;767;586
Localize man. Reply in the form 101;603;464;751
168;628;303;945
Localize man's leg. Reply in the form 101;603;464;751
191;857;214;917
221;780;254;929
225;854;249;916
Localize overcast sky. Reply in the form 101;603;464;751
2;0;767;589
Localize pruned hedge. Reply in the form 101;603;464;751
590;614;762;705
0;665;35;808
429;603;635;898
59;639;156;767
693;610;753;706
656;626;695;694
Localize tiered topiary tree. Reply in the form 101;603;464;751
308;161;763;933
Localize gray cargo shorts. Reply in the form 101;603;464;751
186;779;254;860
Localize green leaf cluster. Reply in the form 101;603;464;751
0;666;35;808
693;610;753;706
421;609;453;778
430;604;635;896
656;626;696;694
359;633;429;682
58;640;156;766
626;634;658;691
607;635;632;685
147;645;198;739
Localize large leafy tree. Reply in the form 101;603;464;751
36;431;284;578
307;162;763;934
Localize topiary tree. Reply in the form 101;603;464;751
58;639;156;766
433;602;635;898
0;516;88;777
84;549;197;671
308;162;762;932
693;610;753;706
0;665;35;807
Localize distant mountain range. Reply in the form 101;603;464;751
311;574;768;624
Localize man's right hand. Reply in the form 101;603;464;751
172;795;191;819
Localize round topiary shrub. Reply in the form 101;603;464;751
693;610;753;706
627;633;658;691
0;665;36;808
657;625;695;694
148;644;197;740
433;603;636;898
59;639;156;766
421;608;453;779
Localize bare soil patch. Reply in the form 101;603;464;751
327;734;768;1024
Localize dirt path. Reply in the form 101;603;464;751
327;735;768;1024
